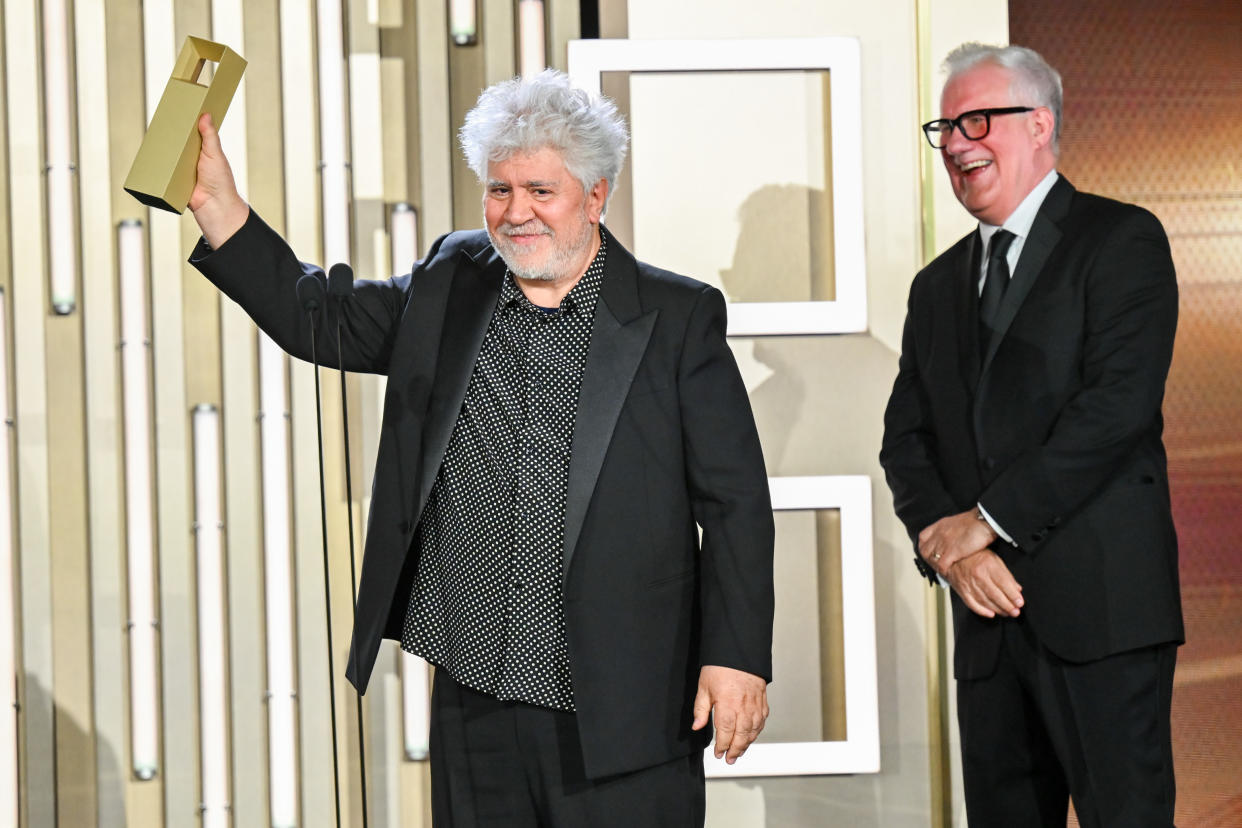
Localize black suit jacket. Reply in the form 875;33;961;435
880;176;1183;680
192;213;774;778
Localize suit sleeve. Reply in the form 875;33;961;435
189;209;434;373
980;208;1178;552
879;275;962;564
678;286;775;682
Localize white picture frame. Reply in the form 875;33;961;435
567;37;867;336
705;475;880;777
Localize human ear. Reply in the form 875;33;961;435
1030;107;1056;148
586;179;608;223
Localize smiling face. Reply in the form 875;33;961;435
484;147;607;289
939;61;1056;225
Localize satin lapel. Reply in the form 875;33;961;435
563;231;657;582
417;246;505;508
980;177;1071;374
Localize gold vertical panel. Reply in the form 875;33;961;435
765;509;846;744
42;19;97;824
597;0;628;39
812;75;835;302
379;56;412;204
480;0;514;83
415;0;454;242
599;72;633;251
448;31;487;230
0;0;9;295
5;0;58;823
46;315;97;828
545;0;580;71
77;0;131;823
107;0;166;818
349;0;387;203
378;12;420;206
914;1;950;824
152;0;207;820
278;1;329;823
0;12;19;827
227;2;281;822
399;753;433;827
816;509;846;741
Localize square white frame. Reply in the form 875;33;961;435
567;38;867;336
705;475;879;777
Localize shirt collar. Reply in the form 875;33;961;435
978;169;1059;248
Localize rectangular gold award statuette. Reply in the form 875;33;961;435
123;36;246;214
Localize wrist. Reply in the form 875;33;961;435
975;506;998;542
194;196;249;250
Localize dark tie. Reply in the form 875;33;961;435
978;229;1016;355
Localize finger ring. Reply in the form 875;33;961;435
932;552;942;561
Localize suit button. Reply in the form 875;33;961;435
983;457;996;471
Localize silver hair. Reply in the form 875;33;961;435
944;42;1064;153
460;69;629;211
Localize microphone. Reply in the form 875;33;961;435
296;272;326;314
327;262;353;300
300;268;343;828
326;262;369;828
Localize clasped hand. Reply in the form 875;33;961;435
919;509;1024;619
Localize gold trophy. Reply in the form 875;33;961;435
123;36;246;214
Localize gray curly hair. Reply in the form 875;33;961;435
459;69;630;211
944;42;1064;154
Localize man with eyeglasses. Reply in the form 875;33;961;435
881;43;1182;827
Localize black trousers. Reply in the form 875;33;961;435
429;670;705;828
958;616;1177;828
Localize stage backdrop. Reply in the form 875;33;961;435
1011;1;1242;824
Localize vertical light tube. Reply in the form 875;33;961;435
392;202;431;759
0;289;18;826
390;203;419;279
393;201;426;759
517;0;546;78
42;0;78;314
119;219;160;780
317;0;351;266
449;0;478;45
259;335;297;828
401;654;430;761
192;405;230;828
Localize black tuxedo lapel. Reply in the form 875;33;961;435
563;229;657;581
980;176;1072;374
417;246;505;509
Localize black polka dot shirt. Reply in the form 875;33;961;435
400;233;607;712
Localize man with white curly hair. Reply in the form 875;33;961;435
187;69;773;826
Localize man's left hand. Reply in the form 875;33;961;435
691;665;769;764
918;509;997;576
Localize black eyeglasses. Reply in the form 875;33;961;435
921;107;1034;149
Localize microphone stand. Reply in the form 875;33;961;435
295;273;343;828
327;263;369;828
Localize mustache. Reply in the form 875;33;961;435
498;221;553;237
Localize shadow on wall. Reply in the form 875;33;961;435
21;674;127;826
705;185;936;827
718;184;833;472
